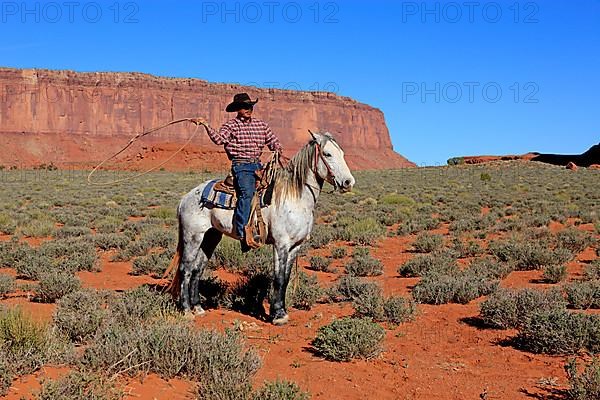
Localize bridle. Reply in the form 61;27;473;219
313;140;336;185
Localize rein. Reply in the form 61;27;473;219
87;118;200;186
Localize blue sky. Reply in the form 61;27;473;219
1;0;599;165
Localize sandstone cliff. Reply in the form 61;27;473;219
0;67;414;171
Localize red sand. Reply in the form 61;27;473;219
2;222;598;399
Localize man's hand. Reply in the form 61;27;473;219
189;117;207;126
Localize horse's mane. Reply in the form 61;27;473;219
272;132;336;204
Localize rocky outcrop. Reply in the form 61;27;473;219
0;67;414;170
530;144;600;167
449;144;600;168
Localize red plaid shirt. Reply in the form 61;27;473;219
206;116;282;161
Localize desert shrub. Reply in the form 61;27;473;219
0;308;48;395
412;232;443;253
210;238;271;276
516;309;598;355
345;254;383;277
566;357;600;400
39;238;99;272
353;246;370;257
36;271;81;303
308;256;332;272
93;233;130;250
449;216;488;234
341;217;385;246
447;156;464;165
20;218;56;237
396;216;440;235
479;288;567;329
397;253;458;277
383;296;417;324
53;289;108;343
140;228;176;249
0;213;16;235
0;309;47;355
0;356;12;396
311;317;385;361
0;274;16;297
131;250;174;277
34;370;122;400
330;247;347;259
55;226;91;239
253;379;309;400
329;275;380;303
148;206;176;220
308;224;336;249
452;237;484;258
112;240;149;261
564;281;600;309
210;237;244;270
376;207;411;226
14;250;51;280
412;271;498;305
61;251;99;273
0;239;30;268
352;283;384;320
543;264;568;283
53;211;87;227
93;217;122;234
453;271;499;303
584;260;600;281
108;286;177;325
556;228;593;254
0;307;71;395
286;272;323;310
467;257;513;279
379;193;415;206
489;239;573;270
114;228;176;261
82;320;261;386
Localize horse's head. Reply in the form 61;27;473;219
310;131;355;192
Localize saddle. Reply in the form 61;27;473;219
200;155;282;250
212;169;265;196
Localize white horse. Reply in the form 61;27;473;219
166;132;355;325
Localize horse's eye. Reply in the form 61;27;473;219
323;152;332;157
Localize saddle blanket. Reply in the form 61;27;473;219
198;179;271;210
199;179;237;209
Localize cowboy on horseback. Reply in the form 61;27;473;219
190;93;283;252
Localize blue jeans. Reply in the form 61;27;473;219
232;162;261;238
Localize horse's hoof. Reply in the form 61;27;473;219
183;310;195;320
272;314;289;326
193;306;206;316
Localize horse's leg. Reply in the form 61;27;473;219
271;243;300;325
179;232;203;316
189;228;222;315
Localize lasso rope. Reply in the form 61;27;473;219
87;118;201;186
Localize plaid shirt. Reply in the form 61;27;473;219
206;116;282;161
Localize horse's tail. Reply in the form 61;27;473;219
163;207;183;299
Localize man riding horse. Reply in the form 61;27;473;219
191;93;283;252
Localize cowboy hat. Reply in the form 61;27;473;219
225;93;259;112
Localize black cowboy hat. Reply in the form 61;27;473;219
225;93;259;112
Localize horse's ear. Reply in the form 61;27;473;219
308;129;318;141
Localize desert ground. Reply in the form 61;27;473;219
1;162;599;399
